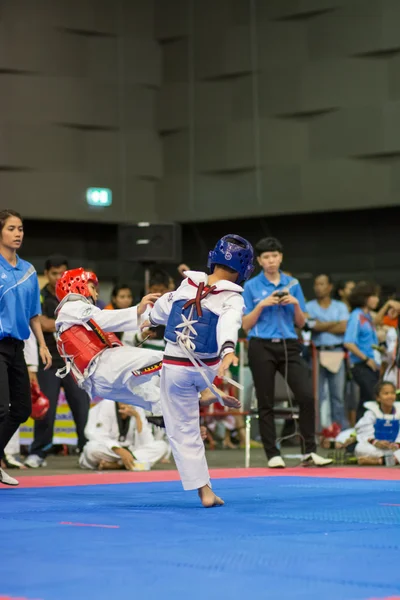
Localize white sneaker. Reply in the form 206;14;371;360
303;452;333;467
132;461;151;472
0;467;19;486
4;454;25;469
25;454;47;469
268;456;286;468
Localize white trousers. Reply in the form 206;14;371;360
88;346;163;414
79;439;169;470
161;364;217;491
4;430;20;456
355;441;400;463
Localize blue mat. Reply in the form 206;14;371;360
1;476;400;600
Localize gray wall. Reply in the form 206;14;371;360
0;0;161;223
1;0;399;224
156;0;400;222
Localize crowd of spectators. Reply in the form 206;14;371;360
2;240;400;473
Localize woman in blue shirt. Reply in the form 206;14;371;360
344;282;380;421
0;209;52;486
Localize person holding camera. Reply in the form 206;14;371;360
242;237;332;468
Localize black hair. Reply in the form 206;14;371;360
375;381;396;398
348;281;379;310
254;237;283;256
0;209;23;232
213;264;238;275
149;268;171;289
314;273;333;284
334;279;355;300
44;254;69;271
111;283;133;298
334;280;347;300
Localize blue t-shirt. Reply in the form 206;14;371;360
0;254;41;341
243;271;306;340
344;308;378;364
305;299;349;347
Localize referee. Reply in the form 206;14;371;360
242;237;331;468
0;209;52;486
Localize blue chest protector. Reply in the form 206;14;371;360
165;299;219;355
374;417;400;443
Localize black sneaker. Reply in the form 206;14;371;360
147;416;165;429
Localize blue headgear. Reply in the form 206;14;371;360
207;234;254;285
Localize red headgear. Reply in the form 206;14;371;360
30;382;50;420
55;268;99;302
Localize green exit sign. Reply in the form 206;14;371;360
86;188;112;207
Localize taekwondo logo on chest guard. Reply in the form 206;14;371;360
225;252;232;260
1;272;7;279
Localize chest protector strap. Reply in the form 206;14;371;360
183;282;217;317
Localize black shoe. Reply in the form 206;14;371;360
147;416;165;429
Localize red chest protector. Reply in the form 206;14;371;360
57;320;122;378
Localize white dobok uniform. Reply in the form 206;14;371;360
5;329;39;456
355;400;400;463
79;400;169;470
383;327;398;387
148;271;244;491
55;295;163;414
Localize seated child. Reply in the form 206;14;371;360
355;381;400;465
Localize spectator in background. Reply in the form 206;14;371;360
354;381;400;465
79;400;170;471
382;303;399;330
344;282;381;421
243;237;331;468
104;284;133;312
147;268;172;295
25;255;90;468
374;297;400;386
335;280;355;311
306;274;349;428
104;284;134;341
334;281;358;426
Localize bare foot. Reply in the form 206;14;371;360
98;460;123;471
161;457;171;464
357;456;383;466
223;435;237;450
199;386;241;409
200;425;207;441
198;485;224;508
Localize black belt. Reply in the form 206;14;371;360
316;344;343;351
251;338;298;344
0;337;23;346
163;355;219;366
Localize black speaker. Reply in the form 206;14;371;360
118;223;182;263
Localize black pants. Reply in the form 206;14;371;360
351;363;379;421
30;369;90;457
248;338;316;459
0;338;31;460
